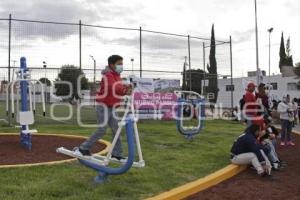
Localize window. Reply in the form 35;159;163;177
226;85;234;91
287;83;297;91
270;82;278;90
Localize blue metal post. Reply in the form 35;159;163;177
20;57;31;150
79;114;135;184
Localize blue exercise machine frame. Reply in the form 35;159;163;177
6;57;46;150
57;93;145;184
79;113;136;184
19;57;32;149
175;91;205;140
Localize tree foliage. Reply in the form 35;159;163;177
294;62;300;77
279;32;294;72
55;65;89;99
39;78;51;86
182;69;205;94
206;24;219;103
279;32;286;72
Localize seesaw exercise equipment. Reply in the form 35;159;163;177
174;90;205;140
6;57;46;150
56;93;145;184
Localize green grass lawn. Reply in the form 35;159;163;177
0;119;244;200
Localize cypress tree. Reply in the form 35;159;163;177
207;24;218;103
286;37;294;66
279;32;286;71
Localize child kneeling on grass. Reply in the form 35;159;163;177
253;115;282;170
230;124;272;176
259;117;283;170
75;55;132;160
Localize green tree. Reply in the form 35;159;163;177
39;78;51;86
285;37;294;67
294;62;300;77
1;80;8;84
55;65;89;100
279;32;286;72
183;69;205;94
286;56;294;67
206;24;219;103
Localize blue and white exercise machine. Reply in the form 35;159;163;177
174;90;205;140
57;93;145;184
6;57;46;150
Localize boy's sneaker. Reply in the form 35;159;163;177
280;141;285;146
287;141;295;146
73;147;91;156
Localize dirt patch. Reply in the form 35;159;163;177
187;134;300;200
0;134;106;165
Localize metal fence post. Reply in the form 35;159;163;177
7;14;12;126
229;36;234;112
202;42;206;95
79;20;82;70
188;35;191;91
8;14;11;83
139;27;142;78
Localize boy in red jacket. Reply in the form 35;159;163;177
77;55;132;159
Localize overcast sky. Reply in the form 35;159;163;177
0;0;299;80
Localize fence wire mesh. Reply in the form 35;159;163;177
0;16;232;125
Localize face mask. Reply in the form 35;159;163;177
115;65;123;74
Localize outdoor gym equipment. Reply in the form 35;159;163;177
174;90;205;140
6;57;46;150
56;92;145;184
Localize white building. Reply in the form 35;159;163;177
217;74;300;108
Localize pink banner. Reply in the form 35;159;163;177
134;92;178;120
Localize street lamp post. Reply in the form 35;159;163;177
268;27;274;85
131;58;134;75
254;0;260;84
43;61;47;79
89;55;96;85
42;61;47;103
12;60;17;81
90;55;96;107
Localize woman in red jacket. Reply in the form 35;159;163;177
244;82;258;127
77;55;132;159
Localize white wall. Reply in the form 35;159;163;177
216;75;300;108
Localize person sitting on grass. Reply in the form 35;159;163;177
252;113;286;170
230;124;272;177
75;55;133;160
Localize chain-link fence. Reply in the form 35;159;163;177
0;15;233;125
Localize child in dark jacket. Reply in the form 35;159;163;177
77;55;132;159
230;124;272;176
